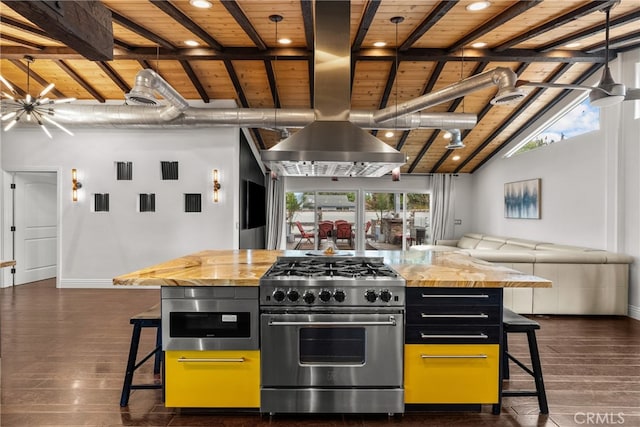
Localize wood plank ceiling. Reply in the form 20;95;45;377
1;0;639;174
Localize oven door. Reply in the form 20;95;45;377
260;311;403;387
163;298;259;351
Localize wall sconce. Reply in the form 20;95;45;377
213;169;221;202
71;168;82;202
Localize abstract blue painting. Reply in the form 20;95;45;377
504;178;540;219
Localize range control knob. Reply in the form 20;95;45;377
319;289;332;302
365;289;378;303
272;289;286;302
379;289;392;302
303;291;315;304
287;289;300;302
333;289;346;302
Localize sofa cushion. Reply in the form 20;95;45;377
505;238;542;249
457;236;481;249
533;251;608;263
475;239;505;250
536;243;592;252
500;243;533;251
465;233;484;240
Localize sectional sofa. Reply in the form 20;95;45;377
410;233;632;315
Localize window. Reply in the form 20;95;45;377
506;96;600;157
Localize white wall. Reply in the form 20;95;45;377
1;123;240;288
470;49;640;318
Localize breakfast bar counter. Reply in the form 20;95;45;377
112;249;551;288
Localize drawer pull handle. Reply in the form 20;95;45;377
421;354;488;359
421;294;489;299
420;333;488;339
421;313;488;319
178;357;245;363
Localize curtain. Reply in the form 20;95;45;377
266;175;285;249
429;174;456;244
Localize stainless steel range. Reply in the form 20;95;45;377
259;256;405;415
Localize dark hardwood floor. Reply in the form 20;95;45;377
1;279;639;426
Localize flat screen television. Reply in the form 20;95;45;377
245;180;266;229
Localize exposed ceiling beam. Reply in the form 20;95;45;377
0;46;609;64
585;30;640;53
300;0;314;106
0;16;58;42
8;58;66;98
0;34;44;50
220;1;267;51
223;59;264;149
53;59;105;103
96;61;130;94
447;0;542;53
494;1;617;52
250;129;266;151
109;9;176;50
264;60;280;108
471;63;604;173
149;0;223;51
537;9;640;53
3;0;113;61
352;0;382;51
370;59;397;138
400;1;458;52
300;0;314;51
179;60;209;103
408;131;439;173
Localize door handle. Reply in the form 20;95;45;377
177;357;245;363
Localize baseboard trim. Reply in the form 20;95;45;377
628;304;640;321
59;278;159;289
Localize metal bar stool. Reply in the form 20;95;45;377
120;303;163;407
501;308;549;414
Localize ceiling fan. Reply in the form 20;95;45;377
516;2;639;107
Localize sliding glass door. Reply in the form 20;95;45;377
285;190;429;251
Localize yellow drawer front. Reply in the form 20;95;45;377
404;344;499;404
165;350;260;408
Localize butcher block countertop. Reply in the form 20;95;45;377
113;250;551;288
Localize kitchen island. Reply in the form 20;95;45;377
113;249;550;413
112;249;551;288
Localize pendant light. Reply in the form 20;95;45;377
0;55;75;138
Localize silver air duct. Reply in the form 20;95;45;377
125;69;190;120
373;67;525;124
261;0;406;177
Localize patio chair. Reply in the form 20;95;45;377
318;221;334;241
335;222;353;247
294;221;314;249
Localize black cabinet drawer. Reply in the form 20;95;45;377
407;287;502;307
406;305;500;325
405;325;500;344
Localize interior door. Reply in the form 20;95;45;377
12;172;57;285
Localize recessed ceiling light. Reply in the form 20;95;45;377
471;41;487;48
452;155;461;161
184;40;200;47
385;131;395;138
565;42;581;48
278;38;292;45
189;0;212;8
373;41;387;47
466;1;491;11
443;131;452;140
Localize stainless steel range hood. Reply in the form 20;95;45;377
261;0;406;177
